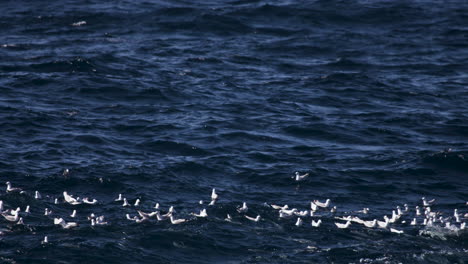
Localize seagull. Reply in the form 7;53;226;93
9;207;20;216
63;169;70;177
35;191;42;199
310;202;318;212
396;206;403;216
280;208;298;216
410;218;417;225
225;214;232;222
115;194;123;201
70;210;77;218
362;219;377;228
330;206;337;213
42;236;49;244
54;218;78;229
44;208;52;216
137;210;157;219
25;205;30;214
211;188;218;201
311;219;322;227
63;192;81;205
122;198;130;207
83;198;97;204
415;206;421;216
154;203;160;209
193;209;208;218
335;221;351;229
126;214;138;221
6;182;23;193
134;199;140;207
245;215;261;222
422;197;435;207
295;217;303;226
237;202;248;213
271;204;289;210
16;217;24;225
294;210;309;217
294;172;309;181
357;208;369;214
95;215;108;225
461;222;466;230
1;212;19;222
208;200;216;206
170;215;187;224
390;228;404;234
313;199;331;208
54;198;59;204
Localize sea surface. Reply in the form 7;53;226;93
0;0;467;263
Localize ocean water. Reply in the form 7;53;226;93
0;0;467;263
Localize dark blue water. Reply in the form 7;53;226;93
1;0;467;263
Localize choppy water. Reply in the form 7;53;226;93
1;0;467;263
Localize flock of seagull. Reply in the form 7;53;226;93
1;171;467;245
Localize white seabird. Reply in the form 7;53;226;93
422;197;435;207
170;215;187;224
271;204;289;210
310;202;318;212
70;210;77;218
6;182;23;193
134;199;140;207
237;202;248;213
362;219;377;228
83;197;98;204
44;208;52;216
211;188;218;201
294;210;309;217
390;228;404;234
295;217;303;226
115;194;123;201
54;218;78;229
313;199;331;208
245;215;261;222
35;191;42;199
193;209;208;218
122;198;130;207
335;221;351;229
311;219;322;227
1;212;19;222
294;172;309;181
63;192;81;205
225;214;232;222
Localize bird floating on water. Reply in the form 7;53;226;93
295;217;303;226
245;215;261;222
237;202;248;213
311;219;322;227
422;197;435;207
294;172;309;181
313;199;331;208
211;188;218;201
6;182;24;193
335;221;351;229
